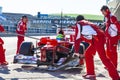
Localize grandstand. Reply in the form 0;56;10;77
2;13;37;27
0;12;58;34
0;9;104;35
1;12;104;28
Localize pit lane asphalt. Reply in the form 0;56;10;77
0;36;119;80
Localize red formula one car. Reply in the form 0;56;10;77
13;37;89;71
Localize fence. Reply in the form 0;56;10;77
3;26;56;34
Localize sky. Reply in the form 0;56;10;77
0;0;106;15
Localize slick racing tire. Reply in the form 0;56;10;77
19;42;34;56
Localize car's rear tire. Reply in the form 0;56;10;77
19;42;34;56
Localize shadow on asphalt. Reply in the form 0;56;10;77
97;73;106;78
0;66;10;74
13;65;107;80
0;77;5;80
13;65;83;79
2;78;30;80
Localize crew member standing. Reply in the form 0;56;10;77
101;5;120;68
0;25;8;65
16;15;28;54
74;15;120;80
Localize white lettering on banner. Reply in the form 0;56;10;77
39;20;51;24
59;20;75;24
33;20;75;24
33;20;51;24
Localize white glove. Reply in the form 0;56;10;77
73;53;85;59
73;53;80;58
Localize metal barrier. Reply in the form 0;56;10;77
3;26;56;34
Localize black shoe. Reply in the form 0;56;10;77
13;56;18;63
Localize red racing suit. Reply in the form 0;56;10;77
105;13;120;68
0;25;7;64
70;26;75;42
16;20;27;54
74;20;120;80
